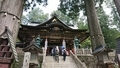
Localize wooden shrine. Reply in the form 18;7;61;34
0;27;18;68
22;38;43;68
17;15;89;55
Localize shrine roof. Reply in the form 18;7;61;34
23;43;43;53
20;15;87;32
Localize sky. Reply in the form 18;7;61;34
23;0;60;15
39;0;60;14
22;0;112;28
23;0;111;16
102;3;111;15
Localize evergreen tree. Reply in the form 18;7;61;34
22;8;49;24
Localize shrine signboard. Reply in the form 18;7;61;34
22;52;31;68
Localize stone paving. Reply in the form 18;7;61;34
43;56;78;68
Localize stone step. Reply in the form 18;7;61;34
43;56;78;68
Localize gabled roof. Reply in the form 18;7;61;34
22;43;43;53
20;15;88;33
36;15;72;29
0;27;12;39
22;39;43;53
21;15;77;30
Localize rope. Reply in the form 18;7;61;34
0;11;20;20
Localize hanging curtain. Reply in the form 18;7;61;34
45;38;48;50
62;39;66;49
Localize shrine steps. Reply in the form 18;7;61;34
43;56;79;68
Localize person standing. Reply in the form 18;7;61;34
55;48;59;63
62;48;67;61
51;48;54;56
52;47;56;59
60;45;65;55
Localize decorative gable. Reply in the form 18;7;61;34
23;38;43;54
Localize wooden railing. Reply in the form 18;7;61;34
42;48;47;68
70;50;87;68
16;47;24;55
76;48;93;56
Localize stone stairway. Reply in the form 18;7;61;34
43;56;78;68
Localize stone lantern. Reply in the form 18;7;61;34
23;38;43;68
92;44;114;67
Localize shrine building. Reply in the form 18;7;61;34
17;15;89;55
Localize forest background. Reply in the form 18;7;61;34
22;0;120;49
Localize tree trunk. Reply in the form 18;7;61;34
114;0;120;16
0;0;25;41
84;0;105;50
85;0;114;68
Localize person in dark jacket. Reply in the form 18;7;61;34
62;48;67;61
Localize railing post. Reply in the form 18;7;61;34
82;48;85;54
90;48;92;54
69;50;87;68
42;47;46;68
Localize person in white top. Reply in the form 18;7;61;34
56;46;59;52
55;46;59;62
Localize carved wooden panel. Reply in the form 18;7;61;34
49;33;62;39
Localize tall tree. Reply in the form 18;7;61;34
0;0;25;41
51;10;72;25
114;0;120;16
96;6;120;49
85;0;106;51
58;0;105;50
58;0;114;67
0;0;48;41
22;8;49;24
108;0;120;30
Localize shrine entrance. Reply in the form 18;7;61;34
45;39;63;56
43;38;74;56
17;15;89;56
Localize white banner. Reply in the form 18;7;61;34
45;38;48;50
118;54;120;61
74;42;76;54
62;39;66;49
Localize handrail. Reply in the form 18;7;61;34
76;48;92;54
42;48;46;68
70;50;87;68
